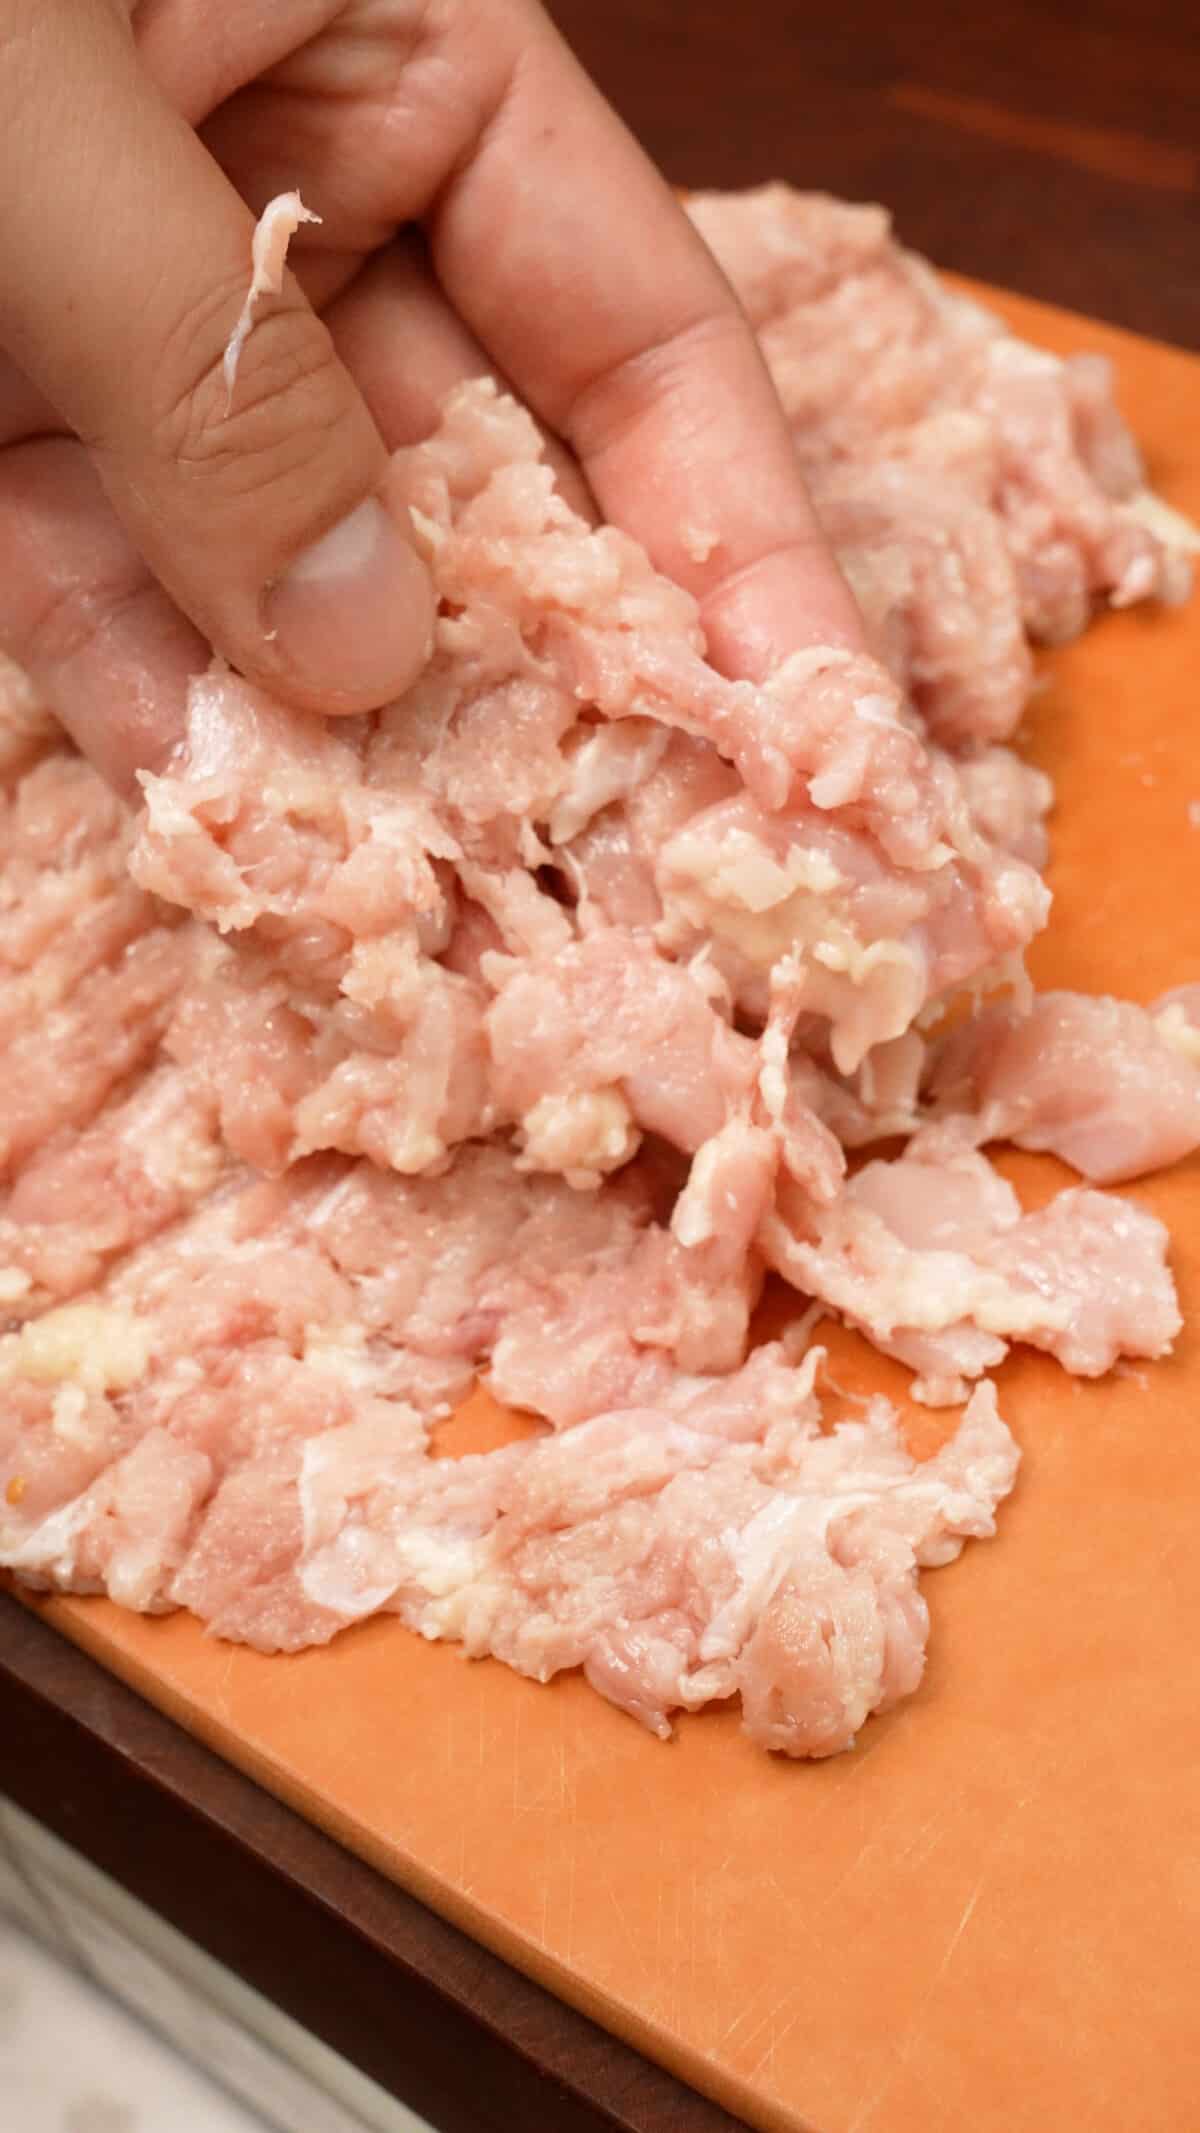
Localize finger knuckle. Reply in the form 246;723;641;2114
22;568;154;683
567;303;748;463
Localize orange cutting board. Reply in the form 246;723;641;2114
23;286;1200;2133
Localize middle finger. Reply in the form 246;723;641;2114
325;232;596;515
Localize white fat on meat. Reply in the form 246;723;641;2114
0;654;58;776
516;1087;641;1186
1152;985;1200;1069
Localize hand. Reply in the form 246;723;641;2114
0;0;863;792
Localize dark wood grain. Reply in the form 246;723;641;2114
546;0;1200;348
2;8;1195;2130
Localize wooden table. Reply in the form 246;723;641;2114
3;6;1197;2130
549;0;1199;349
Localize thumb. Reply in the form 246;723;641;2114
0;1;434;717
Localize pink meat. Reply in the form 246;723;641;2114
956;747;1054;870
0;928;193;1181
133;606;1044;1118
816;461;1034;747
0;1068;224;1316
760;1129;1180;1402
688;185;1191;650
0;1215;1017;1755
2;183;1197;1760
450;1367;1016;1757
486;929;757;1158
165;942;492;1178
133;375;1047;967
0;756;145;1030
930;993;1200;1183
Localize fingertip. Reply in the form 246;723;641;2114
699;543;869;684
255;493;436;713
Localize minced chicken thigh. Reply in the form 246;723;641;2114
1;188;1197;1758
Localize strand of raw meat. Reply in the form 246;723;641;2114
222;191;321;404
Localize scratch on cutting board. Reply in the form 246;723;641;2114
733;1987;803;2075
562;1837;578;1965
510;1698;523;1820
846;1862;997;2132
799;1796;949;1929
748;1997;809;2087
719;1987;770;2051
940;1882;983;1971
602;1875;646;1973
720;1971;802;2057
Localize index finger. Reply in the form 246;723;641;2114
426;0;865;678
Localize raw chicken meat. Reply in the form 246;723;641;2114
928;993;1200;1183
760;1126;1181;1405
2;186;1198;1760
222;191;321;403
687;186;1192;644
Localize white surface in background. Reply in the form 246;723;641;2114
0;1799;435;2133
0;1920;274;2133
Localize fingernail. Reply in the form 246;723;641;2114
266;497;435;706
